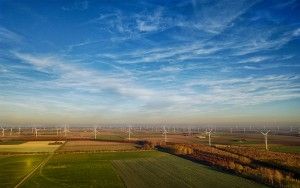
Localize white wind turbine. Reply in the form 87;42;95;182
34;128;39;138
162;126;168;143
93;127;99;140
63;124;70;137
205;129;213;146
1;127;7;137
9;128;13;136
127;126;132;140
56;127;61;136
260;130;270;150
188;127;191;136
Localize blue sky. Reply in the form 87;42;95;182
0;0;300;125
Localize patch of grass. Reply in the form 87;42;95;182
58;141;138;152
112;152;266;188
0;141;62;153
271;145;300;154
22;151;162;188
0;141;27;145
3;150;266;188
96;135;125;141
0;154;46;187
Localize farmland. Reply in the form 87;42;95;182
57;141;139;152
0;154;46;187
0;139;268;188
0;128;299;188
0;141;63;153
21;151;265;188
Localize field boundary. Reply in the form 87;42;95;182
13;143;64;188
14;153;54;188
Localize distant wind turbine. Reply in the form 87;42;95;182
260;130;270;150
162;126;168;143
34;128;39;138
63;124;70;137
205;129;213;146
93;127;99;140
127;126;132;140
1;127;6;137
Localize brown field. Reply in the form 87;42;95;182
58;141;139;152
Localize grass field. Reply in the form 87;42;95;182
20;151;265;188
0;154;46;187
112;153;266;188
270;145;300;154
96;134;125;141
58;141;139;152
0;141;62;153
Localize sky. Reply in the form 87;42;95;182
0;0;300;125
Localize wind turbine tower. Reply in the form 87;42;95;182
162;126;168;143
205;129;213;146
127;126;132;140
260;130;270;150
93;127;99;140
34;128;39;138
1;127;6;137
63;124;69;137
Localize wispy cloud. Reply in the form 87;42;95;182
191;0;259;34
61;0;89;11
1;0;300;123
0;26;22;44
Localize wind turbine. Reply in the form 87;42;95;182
260;130;270;150
63;124;70;137
205;129;213;146
56;127;61;136
18;127;21;135
34;128;39;138
93;127;99;140
9;128;13;136
127;126;132;140
188;127;191;136
1;127;6;137
162;126;168;143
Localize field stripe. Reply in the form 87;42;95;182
14;153;54;188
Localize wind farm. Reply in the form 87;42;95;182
0;124;299;187
1;0;300;188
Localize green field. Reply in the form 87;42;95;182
271;145;300;154
96;134;125;141
112;153;266;188
0;154;46;187
17;151;265;188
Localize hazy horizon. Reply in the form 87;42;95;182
1;0;300;125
